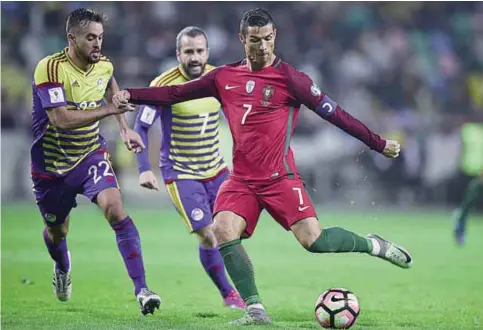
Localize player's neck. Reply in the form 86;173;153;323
67;47;92;72
246;54;276;71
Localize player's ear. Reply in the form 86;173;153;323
273;28;277;40
67;32;76;44
176;50;181;62
239;32;245;44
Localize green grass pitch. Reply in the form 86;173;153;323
2;203;483;329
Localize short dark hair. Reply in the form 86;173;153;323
176;26;209;51
66;8;106;34
239;8;275;36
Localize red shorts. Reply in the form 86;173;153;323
213;175;317;238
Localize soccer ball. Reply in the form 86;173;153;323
315;288;360;329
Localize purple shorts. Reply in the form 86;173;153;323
165;170;229;233
32;149;120;227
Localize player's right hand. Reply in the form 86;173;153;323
139;170;160;191
382;140;401;159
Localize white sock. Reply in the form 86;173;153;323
247;303;265;311
369;238;381;256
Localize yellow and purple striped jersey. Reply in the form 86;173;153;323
31;48;113;177
136;65;227;181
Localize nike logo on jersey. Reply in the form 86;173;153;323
225;85;239;90
298;206;310;211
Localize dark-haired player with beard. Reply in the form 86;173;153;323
115;8;413;324
133;26;244;310
31;8;160;315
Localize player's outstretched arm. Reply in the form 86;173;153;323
316;100;403;158
288;68;396;157
117;69;220;108
46;103;134;130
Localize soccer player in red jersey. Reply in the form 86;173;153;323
114;8;413;325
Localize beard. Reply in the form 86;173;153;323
86;53;101;64
182;62;206;80
74;44;101;64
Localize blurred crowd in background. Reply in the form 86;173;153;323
2;2;483;209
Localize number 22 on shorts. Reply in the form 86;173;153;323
293;187;310;211
88;161;114;184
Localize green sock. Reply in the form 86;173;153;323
219;239;262;305
308;227;372;254
458;178;482;218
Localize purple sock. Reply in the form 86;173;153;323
199;245;234;298
111;216;147;296
43;228;70;273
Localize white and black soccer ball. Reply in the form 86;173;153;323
315;288;360;329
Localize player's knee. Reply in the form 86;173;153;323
213;212;240;244
299;236;318;250
195;226;218;248
47;225;68;244
102;199;127;224
291;218;322;250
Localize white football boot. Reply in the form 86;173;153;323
367;234;413;269
52;251;72;301
137;288;161;315
229;304;272;325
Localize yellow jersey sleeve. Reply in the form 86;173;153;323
34;56;66;86
33;57;67;108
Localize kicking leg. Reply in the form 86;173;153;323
291;217;413;268
96;187;160;315
214;211;270;325
453;176;482;245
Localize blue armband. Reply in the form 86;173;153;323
314;95;338;119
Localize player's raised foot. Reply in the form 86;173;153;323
223;290;246;310
137;288;161;315
52;251;72;302
367;234;413;269
229;304;271;325
452;209;466;246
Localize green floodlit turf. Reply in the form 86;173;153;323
2;204;482;329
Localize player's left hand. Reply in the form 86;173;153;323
382;140;401;159
120;128;145;153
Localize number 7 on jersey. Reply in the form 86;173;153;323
241;104;252;124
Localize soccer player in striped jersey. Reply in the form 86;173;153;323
134;26;244;309
31;8;160;315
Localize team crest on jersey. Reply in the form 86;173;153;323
97;78;104;91
246;80;255;94
191;208;204;221
261;85;275;106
